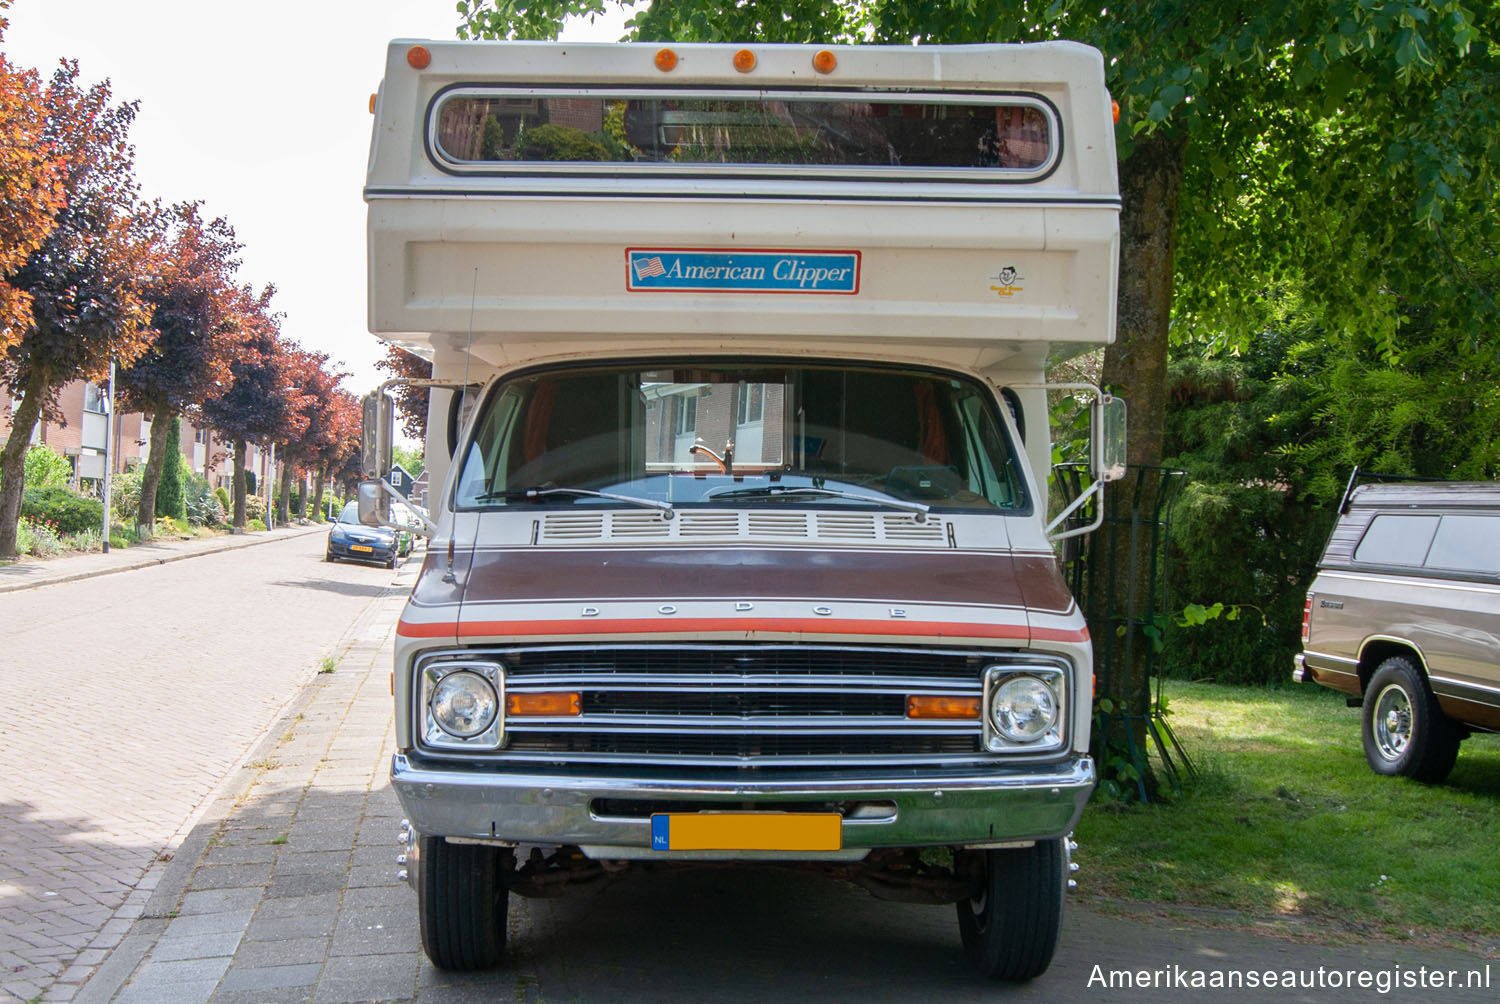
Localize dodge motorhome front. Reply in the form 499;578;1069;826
363;39;1121;981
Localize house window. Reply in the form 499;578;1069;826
83;383;107;414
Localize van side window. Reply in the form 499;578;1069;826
1353;514;1439;566
1425;515;1500;573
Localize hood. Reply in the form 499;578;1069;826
399;541;1083;646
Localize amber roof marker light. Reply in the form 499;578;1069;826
406;45;431;70
733;48;757;73
812;49;837;74
655;48;678;72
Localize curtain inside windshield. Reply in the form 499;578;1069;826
454;364;1028;512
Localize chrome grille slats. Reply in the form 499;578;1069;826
414;644;1069;768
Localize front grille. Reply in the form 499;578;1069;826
416;643;1068;769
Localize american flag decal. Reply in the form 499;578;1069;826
633;256;667;279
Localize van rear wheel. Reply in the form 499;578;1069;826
956;838;1065;980
417;836;510;970
1361;656;1459;783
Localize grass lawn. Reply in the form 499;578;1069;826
1073;680;1500;951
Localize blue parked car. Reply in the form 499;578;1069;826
326;501;399;569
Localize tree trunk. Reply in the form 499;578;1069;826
311;467;327;521
295;468;308;519
0;367;48;559
277;460;293;525
1104;131;1185;469
1089;131;1188;790
136;405;171;537
232;439;248;530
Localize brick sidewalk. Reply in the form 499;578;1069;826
73;588;418;1004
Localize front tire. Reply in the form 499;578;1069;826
1361;656;1459;783
417;836;510;970
956;838;1065;981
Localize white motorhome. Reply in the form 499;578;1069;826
363;39;1121;981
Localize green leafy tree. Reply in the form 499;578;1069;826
393;444;425;481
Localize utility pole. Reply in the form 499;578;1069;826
101;360;116;553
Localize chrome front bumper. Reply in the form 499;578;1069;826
391;754;1095;860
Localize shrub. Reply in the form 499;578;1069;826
186;484;226;527
21;486;104;536
247;518;267;532
156;418;188;521
62;528;103;552
111;467;144;523
155;515;189;537
24;445;72;491
214;485;230;512
17;518;62;557
244;493;266;522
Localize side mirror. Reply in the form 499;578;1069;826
357;479;389;527
361;391;393;481
1091;395;1127;483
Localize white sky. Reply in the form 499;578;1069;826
1;0;631;397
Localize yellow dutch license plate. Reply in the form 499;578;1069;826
650;812;841;851
350;544;373;553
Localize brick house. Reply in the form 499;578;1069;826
1;379;282;495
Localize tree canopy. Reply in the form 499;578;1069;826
0;56;163;557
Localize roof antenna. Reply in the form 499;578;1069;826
444;268;480;585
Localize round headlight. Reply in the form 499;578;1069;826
430;671;498;738
990;675;1059;743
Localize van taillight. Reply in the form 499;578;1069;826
1301;595;1313;643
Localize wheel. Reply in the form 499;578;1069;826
387;555;398;570
417;836;510;970
1361;656;1459;782
956;838;1065;981
325;551;337;563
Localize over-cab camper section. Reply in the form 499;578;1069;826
366;41;1119;490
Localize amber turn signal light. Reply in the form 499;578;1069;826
733;48;757;73
906;695;981;720
507;692;582;716
812;50;837;74
407;45;431;70
655;48;678;72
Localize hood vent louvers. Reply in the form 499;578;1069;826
537;510;950;547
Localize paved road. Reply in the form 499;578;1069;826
76;584;1494;1004
0;530;404;1003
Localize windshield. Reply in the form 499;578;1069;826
453;362;1029;513
337;502;360;524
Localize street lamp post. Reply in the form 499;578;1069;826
101;360;116;553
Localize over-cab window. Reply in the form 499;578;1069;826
1353;514;1438;566
431;89;1056;177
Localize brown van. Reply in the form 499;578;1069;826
1295;481;1500;781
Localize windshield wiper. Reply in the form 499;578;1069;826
474;486;674;518
704;484;931;521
